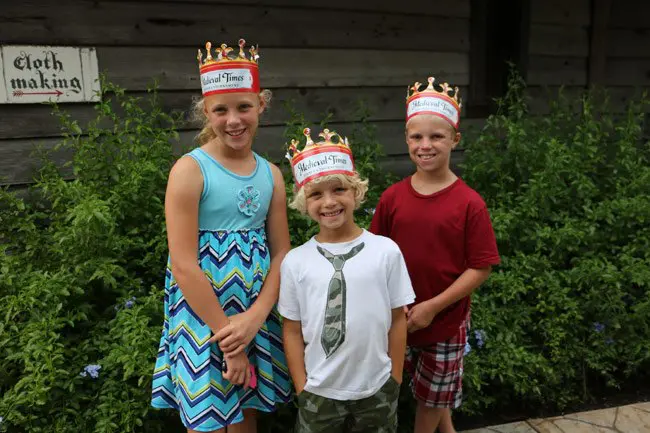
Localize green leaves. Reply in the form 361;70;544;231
0;76;176;433
459;68;650;415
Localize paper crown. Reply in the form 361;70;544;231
286;128;356;188
406;77;462;129
197;39;260;96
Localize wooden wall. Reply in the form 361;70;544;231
606;0;650;110
0;0;474;186
2;0;649;187
526;0;650;115
526;0;590;112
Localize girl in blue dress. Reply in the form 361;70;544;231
151;39;291;432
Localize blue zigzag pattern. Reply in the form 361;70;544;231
152;227;291;431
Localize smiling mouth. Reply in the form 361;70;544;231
226;128;246;137
417;154;436;161
321;209;343;217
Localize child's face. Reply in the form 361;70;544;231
405;115;460;174
203;92;265;152
304;178;357;233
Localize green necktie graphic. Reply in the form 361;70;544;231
317;242;365;358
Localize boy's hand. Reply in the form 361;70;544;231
223;351;252;389
406;302;437;333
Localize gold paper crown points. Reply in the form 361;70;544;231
285;128;351;161
197;39;260;68
407;76;462;110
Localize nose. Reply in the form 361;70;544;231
322;192;337;207
226;112;241;127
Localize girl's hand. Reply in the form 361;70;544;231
210;310;264;356
222;352;252;389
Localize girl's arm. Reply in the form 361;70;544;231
282;318;308;394
248;163;291;319
387;307;408;384
165;156;231;333
215;163;291;353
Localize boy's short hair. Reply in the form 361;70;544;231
289;173;369;215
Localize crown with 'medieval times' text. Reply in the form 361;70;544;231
286;128;356;188
197;39;260;96
406;76;462;129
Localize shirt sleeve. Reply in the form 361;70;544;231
465;204;501;269
386;247;416;308
369;192;389;236
278;256;301;321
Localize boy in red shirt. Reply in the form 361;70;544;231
370;77;500;433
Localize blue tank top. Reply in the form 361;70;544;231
187;148;274;231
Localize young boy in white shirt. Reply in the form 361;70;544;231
279;128;416;433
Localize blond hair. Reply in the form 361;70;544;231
289;173;369;215
190;89;273;146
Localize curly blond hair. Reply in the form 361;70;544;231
289;173;369;215
190;90;273;146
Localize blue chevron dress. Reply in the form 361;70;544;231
152;148;291;431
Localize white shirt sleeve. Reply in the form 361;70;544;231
387;248;416;309
278;255;301;321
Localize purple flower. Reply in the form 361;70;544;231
80;364;102;379
464;342;472;356
124;296;136;309
474;329;486;348
593;322;605;333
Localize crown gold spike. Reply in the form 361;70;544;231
197;38;260;68
407;76;462;109
286;128;351;161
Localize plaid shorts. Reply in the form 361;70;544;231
405;319;468;408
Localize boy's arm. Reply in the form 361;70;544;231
387;307;408;384
407;267;491;333
282;318;308;394
407;202;499;333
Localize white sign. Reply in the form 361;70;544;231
0;45;100;104
407;95;459;126
293;150;354;186
201;68;255;94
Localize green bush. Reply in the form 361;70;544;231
0;79;181;433
0;82;394;432
459;72;650;413
1;72;649;433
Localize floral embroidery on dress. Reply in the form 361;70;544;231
237;185;261;217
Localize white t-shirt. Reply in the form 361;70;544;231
278;229;415;400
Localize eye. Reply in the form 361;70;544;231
409;133;422;140
335;187;347;193
212;106;226;113
308;191;321;198
239;103;253;111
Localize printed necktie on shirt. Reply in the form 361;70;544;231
316;242;365;358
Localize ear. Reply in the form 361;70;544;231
202;99;209;117
257;94;266;115
452;131;461;149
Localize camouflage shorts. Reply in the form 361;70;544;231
295;376;400;433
